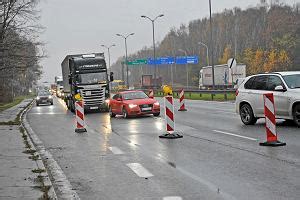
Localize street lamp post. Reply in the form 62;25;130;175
178;49;189;89
116;33;134;88
141;14;164;88
198;42;209;66
209;0;215;89
101;44;116;73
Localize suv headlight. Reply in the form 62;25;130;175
129;104;138;109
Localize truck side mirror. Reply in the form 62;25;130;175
110;72;114;82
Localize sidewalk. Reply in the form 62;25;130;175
0;99;50;199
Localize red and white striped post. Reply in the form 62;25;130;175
259;93;285;146
159;96;183;139
149;89;154;99
75;101;87;133
178;89;187;111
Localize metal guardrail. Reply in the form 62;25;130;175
111;88;236;101
156;89;236;101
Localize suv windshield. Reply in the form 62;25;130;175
282;74;300;89
77;73;107;84
122;92;148;100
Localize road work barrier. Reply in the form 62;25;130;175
149;89;154;98
178;89;187;111
259;93;285;147
75;101;87;133
159;96;183;139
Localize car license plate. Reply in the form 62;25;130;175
142;107;152;111
90;106;98;110
86;91;91;96
42;100;47;103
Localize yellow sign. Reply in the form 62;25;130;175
162;85;173;96
74;93;82;101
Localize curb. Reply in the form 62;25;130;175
20;100;58;199
22;100;80;199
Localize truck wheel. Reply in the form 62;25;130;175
240;103;257;125
293;104;300;127
70;102;75;113
109;107;116;117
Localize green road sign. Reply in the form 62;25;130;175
127;59;147;65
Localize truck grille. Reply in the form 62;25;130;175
81;88;105;106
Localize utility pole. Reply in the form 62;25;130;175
116;33;134;88
209;0;215;89
178;49;189;89
141;14;164;88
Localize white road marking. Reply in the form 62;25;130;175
108;146;124;155
126;163;154;178
213;130;258;141
163;197;182;200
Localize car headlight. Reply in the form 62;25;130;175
48;95;52;99
36;97;40;100
154;102;160;106
129;104;138;109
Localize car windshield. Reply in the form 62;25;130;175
38;91;50;96
77;72;107;84
282;74;300;89
122;92;148;100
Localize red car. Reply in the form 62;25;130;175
108;90;160;118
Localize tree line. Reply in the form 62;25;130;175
111;2;300;88
0;0;43;102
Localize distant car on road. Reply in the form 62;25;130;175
236;71;300;127
36;91;53;106
108;90;160;118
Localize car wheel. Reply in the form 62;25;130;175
293;104;300;127
51;102;53;105
36;103;39;106
153;112;160;117
122;108;128;119
240;103;257;125
109;107;116;117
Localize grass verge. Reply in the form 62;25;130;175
0;95;35;112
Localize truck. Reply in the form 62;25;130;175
199;64;246;89
61;53;113;112
54;76;63;97
140;74;162;89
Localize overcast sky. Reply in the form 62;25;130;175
38;0;296;83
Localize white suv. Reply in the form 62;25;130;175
236;71;300;127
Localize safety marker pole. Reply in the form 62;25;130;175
259;93;285;147
159;96;183;139
75;101;87;133
149;89;154;98
178;89;187;111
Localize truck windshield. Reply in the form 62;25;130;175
77;72;107;84
282;74;300;89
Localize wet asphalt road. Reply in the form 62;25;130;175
27;97;300;200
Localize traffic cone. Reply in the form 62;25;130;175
159;96;183;139
75;101;87;133
178;89;187;111
259;93;285;147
